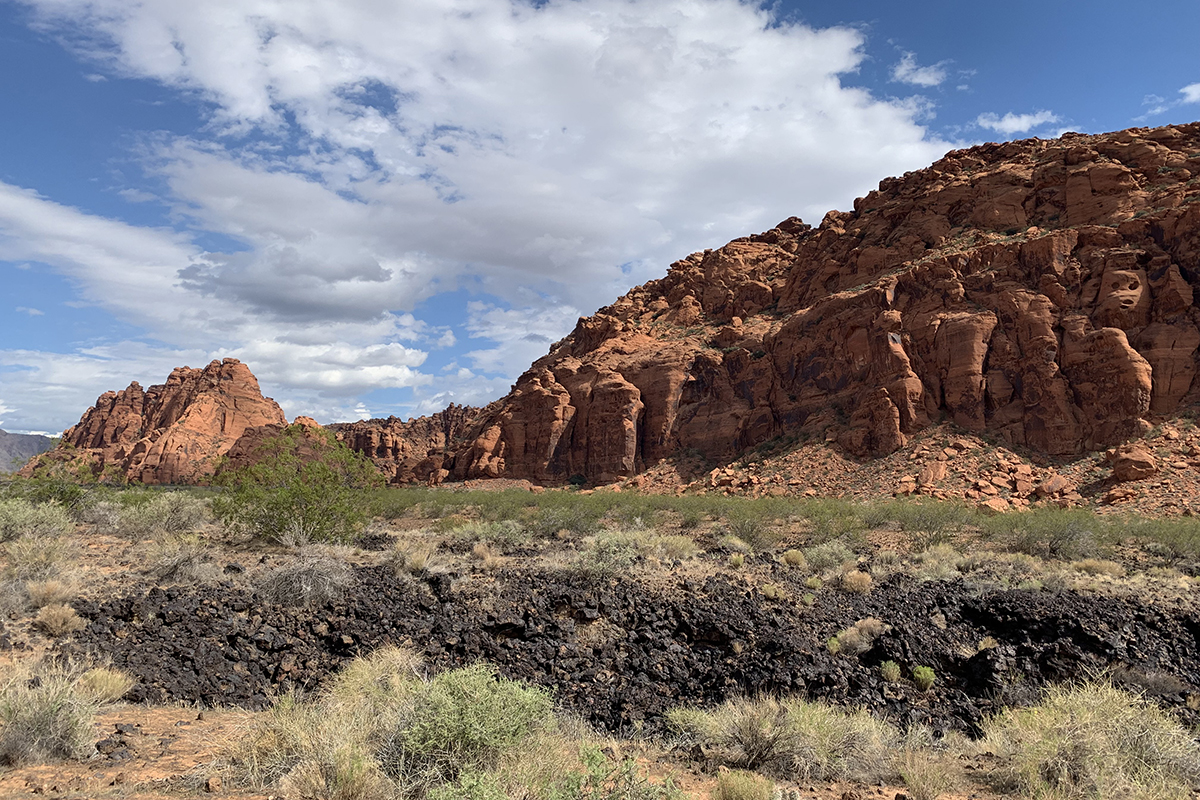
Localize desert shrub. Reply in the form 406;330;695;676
572;534;639;580
667;695;898;783
378;664;553;790
728;553;745;568
119;492;210;539
831;618;888;656
369;487;428;520
760;583;782;601
805;575;823;590
982;681;1200;799
451;520;527;549
714;768;774;800
883;499;973;548
724;511;780;551
79;500;122;534
3;535;77;581
33;603;85;637
24;578;75;609
1127;517;1200;563
0;499;72;541
0;661;103;764
796;498;865;542
914;544;965;582
982;507;1107;560
256;549;354;607
143;534;223;583
526;502;602;538
75;667;134;704
912;666;936;692
841;570;873;594
804;541;853;571
213;425;382;544
880;660;902;683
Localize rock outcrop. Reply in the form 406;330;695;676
23;359;287;484
0;429;53;473
428;123;1200;482
328;405;484;485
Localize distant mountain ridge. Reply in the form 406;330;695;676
0;429;54;473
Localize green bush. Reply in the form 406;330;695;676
118;492;210;539
213;425;382;544
0;499;72;542
714;767;773;800
912;666;936;692
804;541;853;571
379;664;553;788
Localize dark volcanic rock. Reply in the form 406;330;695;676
64;566;1200;735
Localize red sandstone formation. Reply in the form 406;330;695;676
433;123;1200;482
328;405;484;484
24;359;287;484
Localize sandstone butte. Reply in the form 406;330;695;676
25;123;1200;487
408;122;1200;484
22;359;287;484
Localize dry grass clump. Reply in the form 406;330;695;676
33;603;85;637
472;541;503;570
24;578;75;609
388;538;440;576
714;767;774;800
142;533;223;584
841;569;873;594
830;618;889;656
256;548;354;608
899;748;957;800
3;534;78;582
75;667;135;704
0;499;72;542
1071;558;1126;577
0;660;125;765
780;549;808;569
981;680;1200;800
666;695;899;783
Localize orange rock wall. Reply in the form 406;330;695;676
441;124;1200;481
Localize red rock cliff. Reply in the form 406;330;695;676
25;359;287;484
440;123;1200;481
328;405;484;484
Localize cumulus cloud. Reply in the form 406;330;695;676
975;110;1061;136
890;52;948;88
4;0;957;432
1182;83;1200;104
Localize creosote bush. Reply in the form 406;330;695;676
0;499;73;541
213;425;383;545
804;541;853;572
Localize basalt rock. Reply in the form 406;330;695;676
23;359;286;484
428;123;1200;481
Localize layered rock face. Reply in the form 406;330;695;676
328;405;483;484
25;359;287;484
437;123;1200;481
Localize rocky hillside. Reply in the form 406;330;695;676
22;359;287;484
0;429;53;473
328;404;485;484
419;123;1200;483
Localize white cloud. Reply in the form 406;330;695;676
1182;83;1200;104
975;110;1061;135
4;0;958;432
890;52;947;88
15;307;44;316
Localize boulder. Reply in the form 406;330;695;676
1108;443;1159;482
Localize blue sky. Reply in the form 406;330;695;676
1;0;1198;435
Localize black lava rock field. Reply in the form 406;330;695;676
65;565;1200;736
